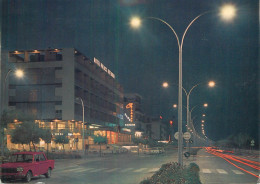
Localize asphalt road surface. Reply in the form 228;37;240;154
1;148;259;184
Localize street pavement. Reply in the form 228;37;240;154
1;148;259;184
184;148;259;184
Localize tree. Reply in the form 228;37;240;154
41;129;52;158
11;120;44;151
0;109;19;155
92;135;107;156
234;132;252;149
11;124;31;150
54;130;69;151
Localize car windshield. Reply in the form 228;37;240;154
9;154;33;163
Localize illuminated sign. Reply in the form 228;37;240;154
94;57;115;79
125;124;135;127
122;128;131;132
126;103;134;122
124;113;131;122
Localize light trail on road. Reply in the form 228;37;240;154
205;147;260;178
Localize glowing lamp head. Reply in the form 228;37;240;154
203;103;208;107
208;81;215;87
15;69;24;78
220;4;236;21
130;17;141;28
173;104;177;108
162;82;169;88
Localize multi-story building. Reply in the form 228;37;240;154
3;48;131;151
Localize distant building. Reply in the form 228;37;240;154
4;48;131;151
123;93;167;140
124;93;146;137
145;117;167;141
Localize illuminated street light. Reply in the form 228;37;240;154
202;114;206;117
202;120;205;123
204;103;208;107
219;4;237;21
208;81;215;87
14;69;24;78
3;69;24;107
130;4;236;166
130;16;141;28
173;104;177;108
162;82;169;88
76;97;86;155
1;69;24;156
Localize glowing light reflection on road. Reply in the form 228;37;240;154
205;147;260;178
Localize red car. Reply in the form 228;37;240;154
0;152;54;182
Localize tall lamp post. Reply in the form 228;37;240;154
76;97;85;155
183;81;214;149
162;81;214;151
130;4;236;165
2;69;24;110
1;69;24;156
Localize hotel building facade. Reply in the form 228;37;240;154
3;48;131;151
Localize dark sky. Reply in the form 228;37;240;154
1;0;259;141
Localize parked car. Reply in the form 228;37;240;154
0;152;55;182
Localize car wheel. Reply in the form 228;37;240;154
45;168;52;178
25;171;32;182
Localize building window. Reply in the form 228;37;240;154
29;90;38;101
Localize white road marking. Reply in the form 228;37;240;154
202;169;212;173
133;168;147;172
105;168;119;172
77;168;95;172
232;170;244;175
63;167;87;172
89;168;107;172
148;168;160;172
120;168;134;172
216;169;228;174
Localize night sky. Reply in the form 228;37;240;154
1;0;259;141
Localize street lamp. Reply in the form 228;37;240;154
130;16;141;28
2;69;24;110
208;81;215;87
183;81;214;130
130;4;236;165
219;4;237;22
164;81;214;151
76;97;85;155
1;69;24;156
162;82;169;88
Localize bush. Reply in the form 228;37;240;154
140;162;201;184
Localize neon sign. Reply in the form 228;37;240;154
126;103;134;122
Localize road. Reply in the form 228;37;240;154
2;148;259;184
186;148;259;184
